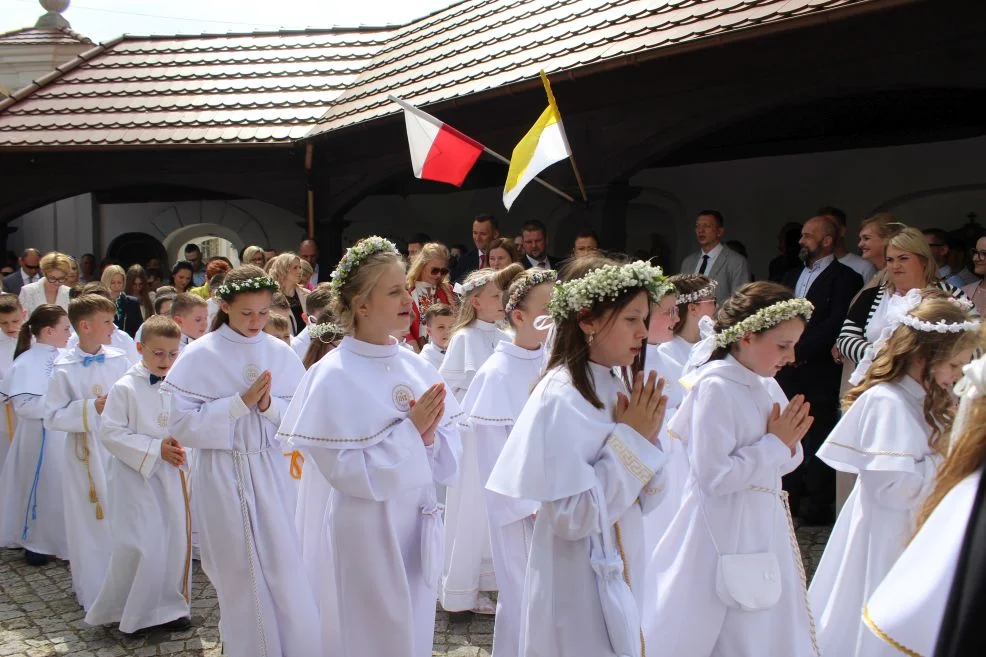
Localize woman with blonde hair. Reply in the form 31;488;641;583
406;242;457;351
101;264;142;337
267;252;309;336
19;251;72;314
837;226;974;366
241;245;266;268
857;213;896;287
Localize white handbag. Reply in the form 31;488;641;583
588;483;641;657
698;486;782;612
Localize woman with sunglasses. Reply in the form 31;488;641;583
963;234;986;315
406;242;457;352
18;251;72;314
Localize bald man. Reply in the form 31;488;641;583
299;239;320;287
777;215;863;525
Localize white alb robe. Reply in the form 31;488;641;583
643;356;817;657
419;342;445;370
0;344;67;558
865;469;981;656
85;363;192;632
163;324;320;657
438;320;509;608
0;332;18;470
44;345;131;610
68;328;139;365
488;362;667;657
278;336;462;657
291;324;312;360
465;341;542;657
808;376;940;657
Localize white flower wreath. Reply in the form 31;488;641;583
215;275;279;300
676;281;718;305
547;261;674;322
453;270;496;297
308;321;346;342
330;236;400;294
715;298;814;348
505;269;557;314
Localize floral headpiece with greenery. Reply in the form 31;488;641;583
715;298;814;348
505;269;557;314
453;269;497;297
677;280;718;305
308;321;346;342
547;261;674;322
331;236;400;294
215;276;279;300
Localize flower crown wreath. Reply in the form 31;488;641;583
505;269;557;314
215;275;279;300
715;298;814;349
331;236;401;294
849;289;982;385
676;280;718;305
308;321;346;342
547;261;674;322
453;270;496;297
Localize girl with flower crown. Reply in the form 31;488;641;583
487;255;669;657
808;290;979;657
460;265;555;657
643;281;817;657
439;266;510;614
277;237;461;657
162;265;320;657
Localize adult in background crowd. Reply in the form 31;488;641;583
406;233;431;263
453;214;500;282
299;239;322;286
572;228;600;258
3;248;41;295
768;222;803;282
513;235;525;258
125;264;154;320
65;257;80;288
449;244;466;270
680;210;750;305
189;258;232;300
19;251;72;314
406;242;457;350
184;243;207;286
171;261;194;294
241;245;266;268
268;252;309;335
520;219;559;270
78;252;97;283
964;233;986;314
818;205;878;282
487;237;519;270
948;233;979;287
856;212;896;288
924;227;974;289
778;216;863;524
263;248;278;262
837;226;973;366
102;264;142;337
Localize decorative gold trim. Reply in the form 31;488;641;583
862;605;923;657
179;469;192;604
74;432;103;520
286;450;304;480
779;490;820;656
4;401;14;443
137;439;154;475
160;380;219;401
613;521;646;657
276;418;401;445
82;399;90;435
826;440;917;459
607;434;653;486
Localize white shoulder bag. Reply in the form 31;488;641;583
588;483;641;657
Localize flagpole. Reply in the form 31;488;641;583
539;71;589;204
388;95;575;204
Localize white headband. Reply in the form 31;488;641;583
676;281;718;305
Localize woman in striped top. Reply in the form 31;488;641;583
837;227;974;365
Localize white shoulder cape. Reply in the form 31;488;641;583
439;320;510;384
54;344;127;367
462;341;543;427
818;377;933;474
2;344;60;398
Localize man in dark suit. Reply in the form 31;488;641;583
2;248;41;295
778;215;863;524
520;219;560;270
452;214;500;283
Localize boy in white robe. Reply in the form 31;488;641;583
0;293;26;470
86;315;192;633
45;293;131;610
169;292;208;351
66;282;140;364
419;303;453;371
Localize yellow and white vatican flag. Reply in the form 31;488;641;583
503;71;573;210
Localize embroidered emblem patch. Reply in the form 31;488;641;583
392;384;414;412
243;364;261;384
157;413;169;429
91;384;104;397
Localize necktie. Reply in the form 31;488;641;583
699;254;709;275
479;252;487;269
149;374;165;385
82;353;105;367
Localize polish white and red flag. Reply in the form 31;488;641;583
390;95;485;187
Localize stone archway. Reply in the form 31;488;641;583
105;232;168;269
162;223;245;265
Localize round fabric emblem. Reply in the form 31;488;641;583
392;384;414;412
243;364;261;384
91;384;104;397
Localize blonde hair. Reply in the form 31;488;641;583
40;251;72;277
495;263;537;327
139;314;181;343
884;226;938;293
242;245;265;265
265;313;291;335
100;264;126;290
300;259;313;283
860;212;898;240
68;293;116;330
330;247;405;334
406;242;451;289
268;252;301;292
844;292;981;447
452;268;497;333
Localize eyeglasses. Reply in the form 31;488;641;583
429;267;449;276
971;249;986;260
46;274;67;285
655;306;680;319
22;264;40;272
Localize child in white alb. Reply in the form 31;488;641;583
439;268;509;614
0;293;27;470
0;304;71;565
419;303;453;370
45;293;131;610
809;291;979;657
86;315;193;633
463;266;554;657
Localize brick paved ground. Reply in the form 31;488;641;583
0;524;831;657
